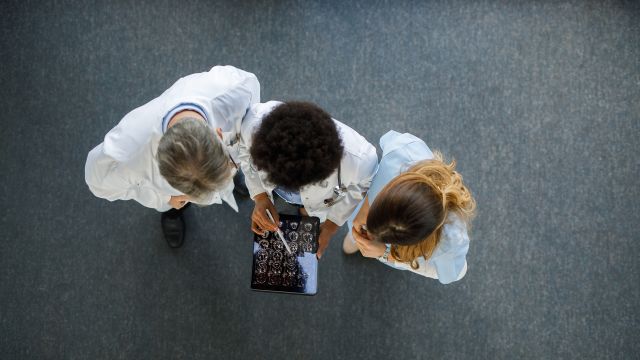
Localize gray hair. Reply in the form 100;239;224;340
157;117;231;201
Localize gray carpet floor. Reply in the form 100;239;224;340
1;1;639;359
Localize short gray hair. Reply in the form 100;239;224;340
157;118;232;200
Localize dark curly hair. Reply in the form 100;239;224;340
250;101;344;189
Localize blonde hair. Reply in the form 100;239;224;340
157;118;233;201
366;151;476;269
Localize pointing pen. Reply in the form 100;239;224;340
265;209;292;255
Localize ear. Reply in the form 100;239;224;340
216;128;223;140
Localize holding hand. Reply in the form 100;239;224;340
251;193;279;235
352;226;387;258
169;195;190;210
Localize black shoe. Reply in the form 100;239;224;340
233;170;250;198
161;207;186;248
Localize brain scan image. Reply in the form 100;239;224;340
303;223;313;232
272;250;284;263
268;274;279;286
256;250;268;262
281;275;293;287
288;231;299;242
255;273;267;284
286;262;297;272
289;222;298;230
284;256;297;270
270;262;282;274
255;263;267;274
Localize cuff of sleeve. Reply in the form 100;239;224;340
248;185;267;200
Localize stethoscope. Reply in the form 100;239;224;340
323;165;347;207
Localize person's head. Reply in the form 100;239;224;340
157;117;235;201
250;101;344;189
366;152;476;268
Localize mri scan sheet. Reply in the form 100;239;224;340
250;214;320;295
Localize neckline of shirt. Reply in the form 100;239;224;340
162;102;209;133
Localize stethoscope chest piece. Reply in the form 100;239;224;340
323;165;346;207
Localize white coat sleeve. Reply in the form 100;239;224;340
209;68;260;131
237;110;268;199
325;143;379;226
85;144;171;212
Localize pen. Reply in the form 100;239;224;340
265;209;292;255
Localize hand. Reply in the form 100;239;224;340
251;193;279;235
169;195;190;210
316;220;339;259
352;227;386;258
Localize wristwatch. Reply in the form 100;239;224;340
378;244;391;263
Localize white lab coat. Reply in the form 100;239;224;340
85;65;260;212
237;101;378;226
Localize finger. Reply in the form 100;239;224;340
260;208;279;231
351;225;363;238
252;206;272;231
352;228;368;244
255;211;274;232
251;221;264;235
316;241;328;259
262;201;279;230
251;212;267;233
268;204;280;229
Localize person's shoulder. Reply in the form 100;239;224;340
207;65;256;78
333;120;376;158
165;66;256;98
177;65;252;82
240;101;283;139
251;101;282;116
243;101;282;125
380;131;429;153
103;106;161;162
439;212;470;251
380;131;433;167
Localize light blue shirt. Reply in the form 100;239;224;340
348;130;470;284
273;187;303;205
162;103;208;133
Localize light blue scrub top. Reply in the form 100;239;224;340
273;186;303;205
348;130;470;284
